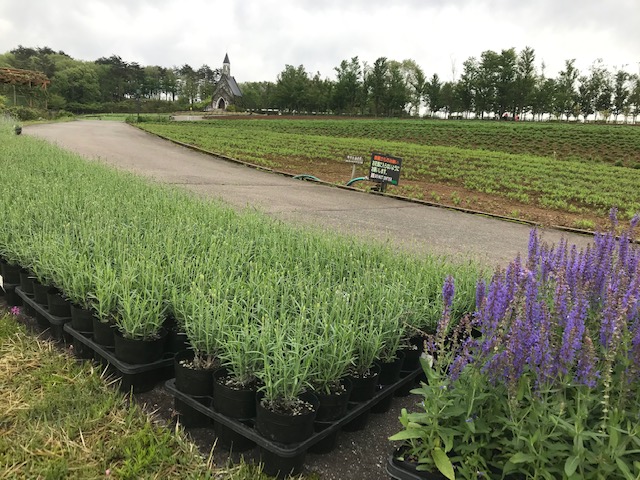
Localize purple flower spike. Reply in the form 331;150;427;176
609;207;619;227
442;275;455;309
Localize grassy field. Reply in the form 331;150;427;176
139;118;640;230
0;310;278;480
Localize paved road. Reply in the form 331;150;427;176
25;120;592;267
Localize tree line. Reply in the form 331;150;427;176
1;45;640;122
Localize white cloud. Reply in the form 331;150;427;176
0;0;638;82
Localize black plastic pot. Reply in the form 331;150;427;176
387;446;445;480
256;392;319;444
308;420;339;454
19;270;35;295
114;328;167;364
92;317;115;347
0;261;21;284
371;388;394;414
166;329;189;353
260;447;307;479
70;304;95;332
72;335;94;359
47;288;71;318
174;350;215;397
347;364;381;402
3;284;22;307
215;421;256;452
32;281;50;305
342;405;371;432
378;351;406;386
401;345;422;371
213;368;258;419
175;397;212;428
313;378;352;422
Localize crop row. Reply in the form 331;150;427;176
141;121;640;220
0;121;480;408
192;118;640;165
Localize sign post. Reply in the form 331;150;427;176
345;154;364;180
368;152;402;192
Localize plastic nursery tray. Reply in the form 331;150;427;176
165;366;423;459
3;283;23;307
64;324;175;393
16;286;70;340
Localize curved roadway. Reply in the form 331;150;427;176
25;120;591;268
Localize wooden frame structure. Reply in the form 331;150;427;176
0;67;50;107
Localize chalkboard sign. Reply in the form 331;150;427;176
369;153;402;186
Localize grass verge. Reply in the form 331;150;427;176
0;310;275;480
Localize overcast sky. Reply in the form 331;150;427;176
1;0;639;83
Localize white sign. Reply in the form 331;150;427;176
345;155;364;165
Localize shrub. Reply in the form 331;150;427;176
392;211;640;479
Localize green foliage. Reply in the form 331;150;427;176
5;105;43;120
0;117;481;410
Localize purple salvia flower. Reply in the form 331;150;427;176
609;207;619;227
449;337;476;381
630;319;640;377
527;229;539;271
631;214;640;230
618;232;630;273
531;302;554;384
553;271;570;328
600;283;619;350
575;331;599;388
442;275;455;310
437;276;455;338
558;296;587;375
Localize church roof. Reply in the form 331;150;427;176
223;53;230;64
227;76;242;97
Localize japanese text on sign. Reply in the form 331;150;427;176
368;152;402;185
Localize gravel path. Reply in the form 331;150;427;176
24;120;594;480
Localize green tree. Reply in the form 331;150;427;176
178;64;198;106
385;61;409;116
457;58;477;118
307;72;333;113
628;74;640;123
238;81;276;111
515;47;536;117
555;59;579;120
495;48;517;115
95;55;130;102
612;69;629;122
475;50;500;118
367;57;388;116
399;59;425;116
440;81;458;118
197;64;219;103
275;64;310;112
332;57;362;115
424;73;443;116
51;63;101;105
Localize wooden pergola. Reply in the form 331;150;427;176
0;67;50;107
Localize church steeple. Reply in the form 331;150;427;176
222;53;230;77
